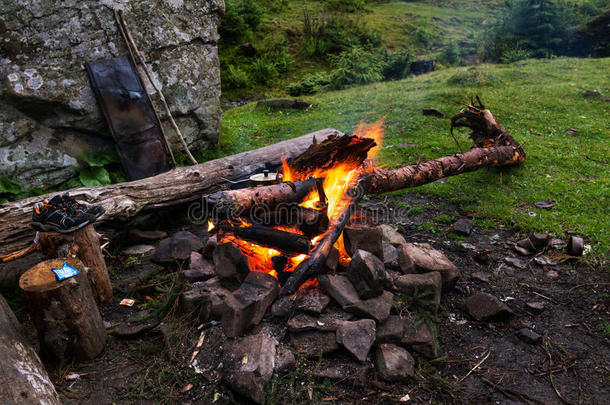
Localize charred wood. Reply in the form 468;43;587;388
214;223;312;256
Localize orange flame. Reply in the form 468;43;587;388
354;116;385;162
217;119;385;284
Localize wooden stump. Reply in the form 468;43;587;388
0;294;61;405
19;258;107;362
39;224;112;303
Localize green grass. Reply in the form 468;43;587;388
217;57;610;254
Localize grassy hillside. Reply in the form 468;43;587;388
220;0;507;99
215;57;610;254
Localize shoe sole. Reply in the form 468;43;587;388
31;219;92;234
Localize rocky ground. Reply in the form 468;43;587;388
8;193;608;404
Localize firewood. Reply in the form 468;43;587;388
19;258;107;362
38;225;112;303
0;129;344;256
282;101;525;293
205;177;320;218
0;294;61;404
252;205;329;237
214;223;311;256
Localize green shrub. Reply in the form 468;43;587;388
251;56;278;84
223;64;251;88
219;0;264;43
439;40;461;66
500;46;532;63
482;0;597;61
301;10;381;57
414;26;434;46
330;47;383;89
381;48;413;80
287;72;332;96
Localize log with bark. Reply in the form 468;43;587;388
204;177;320;218
0;128;344;256
0;294;61;405
212;223;312;255
19;258;107;362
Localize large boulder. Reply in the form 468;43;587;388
0;0;223;190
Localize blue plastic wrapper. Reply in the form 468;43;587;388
51;261;80;281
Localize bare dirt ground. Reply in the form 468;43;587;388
7;193;608;404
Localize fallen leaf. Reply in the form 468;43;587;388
181;383;194;393
322;397;339;401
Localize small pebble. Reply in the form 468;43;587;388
546;270;559;279
517;328;542;344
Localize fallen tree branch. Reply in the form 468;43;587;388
0;128;343;256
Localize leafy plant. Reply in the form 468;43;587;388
439;40;461;66
0;177;21;202
325;0;366;13
330;46;383;89
251;56;279;84
223;64;252;89
219;0;264;43
287;72;332;96
381;48;413;80
76;150;119;187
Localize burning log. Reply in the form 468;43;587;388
205;178;320;218
281;178;366;295
213;223;311;256
254;205;329;238
286;134;376;177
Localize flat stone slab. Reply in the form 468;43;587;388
375;344;414;381
336;319;376;363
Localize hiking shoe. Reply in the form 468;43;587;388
32;198;94;233
60;192;105;220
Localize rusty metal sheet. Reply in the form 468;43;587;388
85;56;169;181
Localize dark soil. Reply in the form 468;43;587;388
5;193;609;404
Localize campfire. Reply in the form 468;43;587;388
207;119;386;293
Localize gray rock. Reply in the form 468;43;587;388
452;218;473;236
121;244;155;256
397;243;460;292
347;249;387;299
376;315;405;343
256;99;311;110
382;241;399;268
395;272;442;304
221;272;278;337
346;291;394;323
290;331;338;358
525;302;545;313
504;257;527;269
517;328;542;344
213;243;251;290
295;288;330;314
318;274;360;308
222;333;276;404
180;277;230;320
312;361;368;385
127;229;167;244
113;311;159;339
274;346;296;374
378;224;407;247
343;225;384;260
270;296;295;318
422;108;445;118
203;235;218;258
151;231;204;264
0;0;223;190
336;319;376;362
182;251;215;282
287;313;318;332
402;320;437;358
375;344;414;381
465;292;514;322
